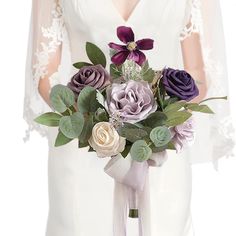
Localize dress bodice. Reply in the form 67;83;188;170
61;0;188;72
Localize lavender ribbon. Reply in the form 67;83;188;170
104;152;168;235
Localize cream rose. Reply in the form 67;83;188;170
88;122;126;158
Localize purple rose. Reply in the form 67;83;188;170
67;64;111;98
161;68;199;101
106;80;157;123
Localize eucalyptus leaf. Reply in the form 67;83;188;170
73;62;93;69
59;112;84;139
118;127;148;143
77;86;100;113
165;111;192;127
130;140;152;162
110;63;122;78
34;112;62;127
50;85;75;113
150;126;172;147
96;90;105;107
86;42;106;68
55;130;73;147
141;112;167;128
94;108;109;122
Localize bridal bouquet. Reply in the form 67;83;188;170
35;26;226;217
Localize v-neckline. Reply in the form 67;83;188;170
110;0;143;24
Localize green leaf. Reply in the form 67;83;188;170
164;101;187;114
59;112;84;139
55;130;73;147
186;103;214;114
86;42;106;68
142;68;155;83
163;97;179;108
141;112;167;128
118;127;148;143
121;143;131;158
165;111;192;126
150;126;172;147
130;140;152;162
34;112;62;127
73;62;93;69
50;85;75;113
96;90;105;107
77;86;100;113
94;108;109;122
110;63;122;78
151;141;175;153
79;113;94;142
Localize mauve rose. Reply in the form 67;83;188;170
161;68;199;101
67;64;111;98
106;80;157;123
170;118;195;153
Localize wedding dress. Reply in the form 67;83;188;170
23;0;235;235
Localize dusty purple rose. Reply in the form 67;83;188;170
170;118;195;153
67;64;111;98
106;80;157;123
161;68;199;101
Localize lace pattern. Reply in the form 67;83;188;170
180;0;202;41
23;0;66;142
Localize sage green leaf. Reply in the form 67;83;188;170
150;126;172;147
96;90;105;107
142;68;155;83
141;112;167;128
165;111;192;127
118;127;148;143
94;108;109;122
34;112;62;127
163;97;179;108
59;112;84;139
55;130;73;147
164;101;187;114
77;86;100;113
50;85;75;113
79;140;89;148
130;140;152;162
73;62;92;69
186;103;214;114
86;42;106;68
79;113;94;142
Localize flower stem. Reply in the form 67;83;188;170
199;96;227;104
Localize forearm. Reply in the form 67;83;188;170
181;33;208;103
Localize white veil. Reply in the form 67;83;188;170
23;0;71;141
180;0;235;169
23;0;235;169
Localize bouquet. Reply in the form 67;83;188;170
34;26;226;218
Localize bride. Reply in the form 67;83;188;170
23;0;234;235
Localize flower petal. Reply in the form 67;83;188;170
127;50;146;66
111;50;129;65
136;39;154;50
117;26;135;43
108;42;127;51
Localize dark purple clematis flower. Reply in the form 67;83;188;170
108;26;154;66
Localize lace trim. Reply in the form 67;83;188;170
180;0;202;41
23;1;65;142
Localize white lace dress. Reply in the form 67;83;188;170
23;0;235;235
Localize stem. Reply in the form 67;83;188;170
199;96;227;104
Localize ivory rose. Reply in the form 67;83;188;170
88;122;126;157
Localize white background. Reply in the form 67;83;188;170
0;1;235;235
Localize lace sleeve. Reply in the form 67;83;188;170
179;0;235;169
23;0;70;141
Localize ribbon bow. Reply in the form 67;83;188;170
104;152;168;235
